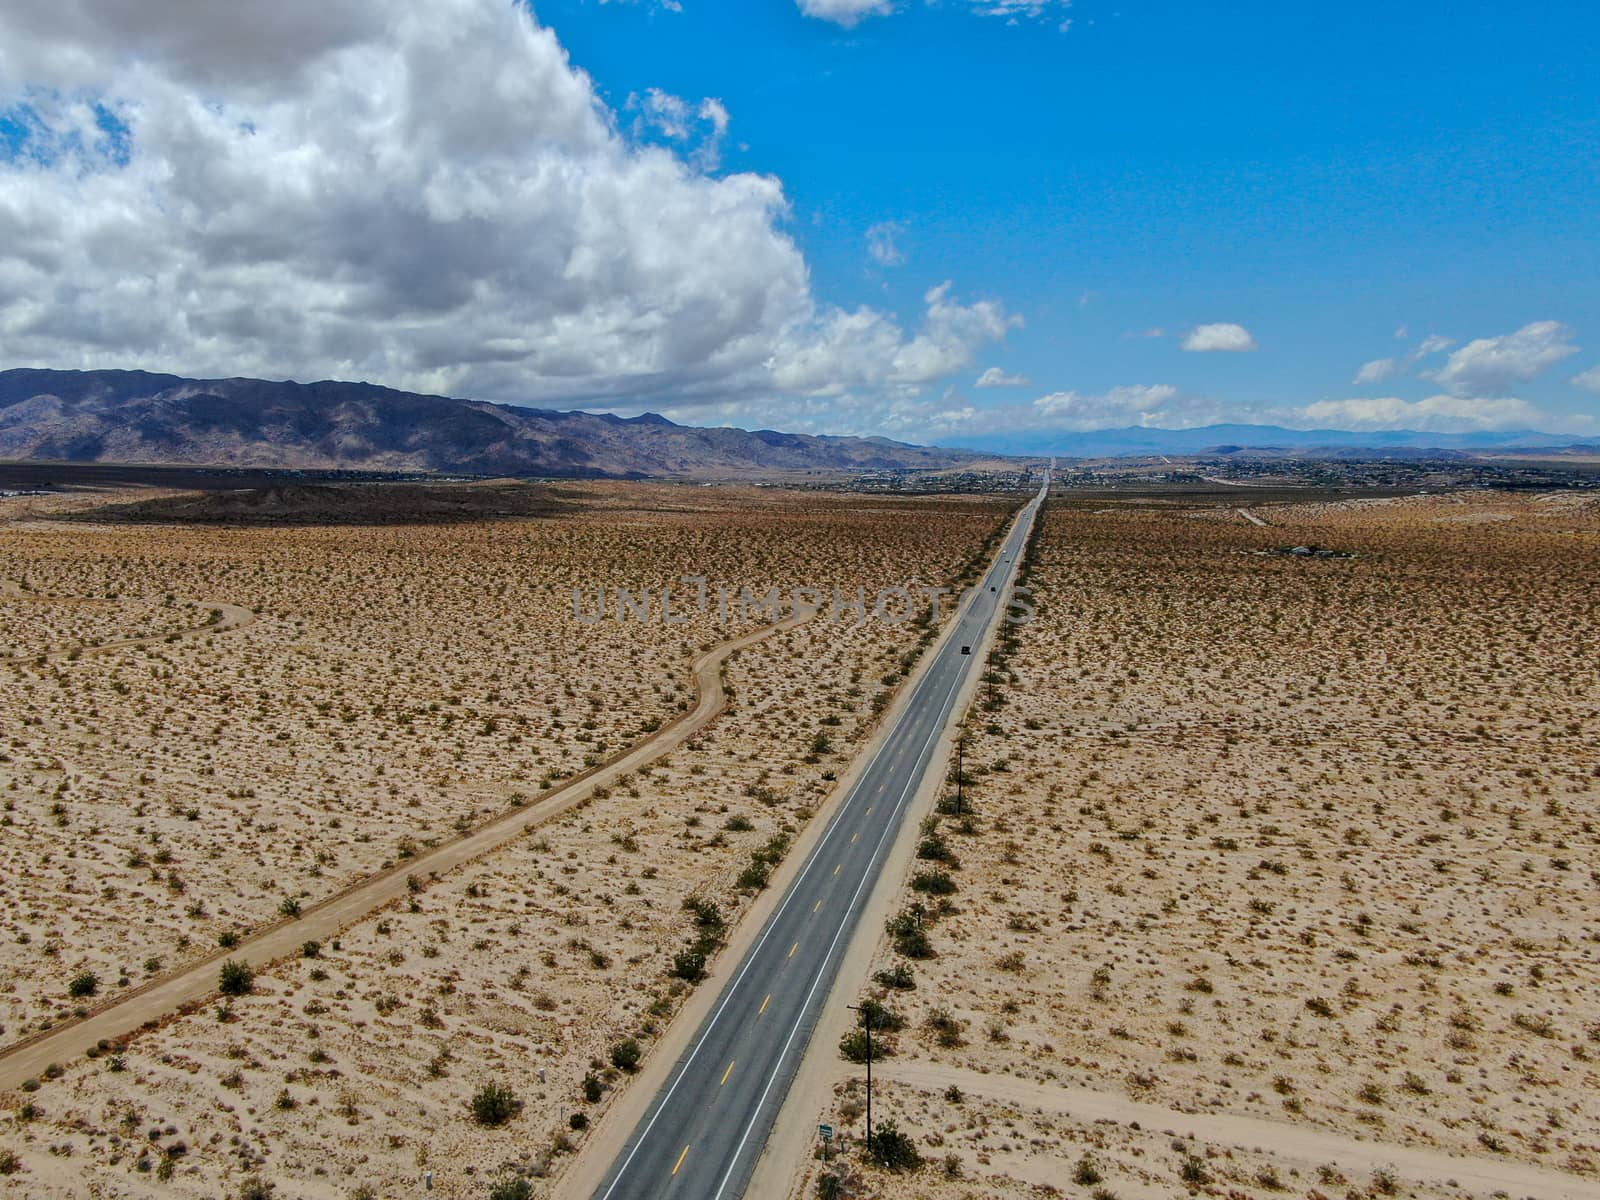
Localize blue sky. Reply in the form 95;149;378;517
1;1;1597;444
549;0;1600;437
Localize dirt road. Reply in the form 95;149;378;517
798;1059;1600;1200
0;612;801;1092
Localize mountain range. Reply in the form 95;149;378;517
0;369;980;478
1;368;1589;476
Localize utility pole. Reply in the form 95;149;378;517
955;729;964;817
845;1004;873;1159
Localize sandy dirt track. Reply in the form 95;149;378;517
0;576;257;663
0;611;802;1093
857;1060;1600;1200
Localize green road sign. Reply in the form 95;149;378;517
818;1123;833;1142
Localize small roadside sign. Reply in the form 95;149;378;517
818;1123;833;1142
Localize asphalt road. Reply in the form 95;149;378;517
591;480;1048;1200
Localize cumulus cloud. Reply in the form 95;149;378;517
769;283;1020;397
975;366;1030;388
796;0;895;26
866;220;906;267
1031;384;1192;430
1297;394;1544;433
1182;322;1258;353
1573;365;1600;395
1426;321;1578;397
0;0;1011;414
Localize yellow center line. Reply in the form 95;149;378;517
833;864;841;876
851;831;859;843
759;993;771;1015
788;942;799;958
720;1060;736;1086
866;806;873;816
673;1145;691;1176
813;899;823;912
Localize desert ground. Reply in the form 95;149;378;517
800;489;1600;1200
0;480;1016;1197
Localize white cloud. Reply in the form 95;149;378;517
1297;394;1544;433
1031;384;1193;430
865;220;906;267
1573;365;1600;395
1426;321;1579;397
628;88;730;171
1182;322;1257;353
1352;333;1452;385
796;0;895;26
0;0;1013;414
968;0;1074;21
1353;358;1402;385
797;0;1071;26
769;283;1020;397
975;366;1031;388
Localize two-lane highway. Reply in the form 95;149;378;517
591;479;1047;1200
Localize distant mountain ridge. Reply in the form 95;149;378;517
941;423;1591;458
0;369;980;477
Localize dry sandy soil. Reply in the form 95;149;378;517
798;489;1600;1200
0;480;1015;1197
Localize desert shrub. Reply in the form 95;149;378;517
470;1082;522;1127
856;998;904;1032
885;909;933;959
838;1028;892;1063
610;1039;642;1073
925;1007;963;1048
683;896;726;932
1178;1155;1211;1186
487;1178;533;1200
68;971;99;998
1074;1155;1103;1185
909;870;957;895
218;959;254;996
238;1178;275;1200
868;1120;921;1171
736;861;771;891
671;947;707;982
582;1072;604;1103
873;963;915;990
